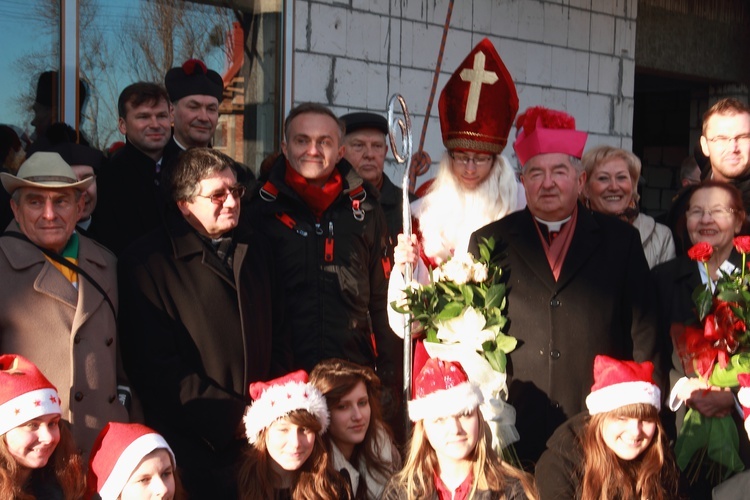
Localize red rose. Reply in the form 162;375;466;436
687;242;713;263
734;236;750;254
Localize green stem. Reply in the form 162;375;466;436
704;262;712;293
743;253;746;281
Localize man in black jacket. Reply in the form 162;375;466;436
247;103;397;383
90;82;171;254
119;148;288;498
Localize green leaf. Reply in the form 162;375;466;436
495;333;518;354
485;284;506;310
483;348;506;373
692;285;713;321
435;302;464;320
709;352;750;387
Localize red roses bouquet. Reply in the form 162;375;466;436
673;237;750;481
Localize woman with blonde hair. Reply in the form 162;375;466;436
310;359;400;499
381;358;536;499
238;370;351;500
581;145;675;268
536;355;679;499
0;354;85;500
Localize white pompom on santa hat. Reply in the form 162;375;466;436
408;356;483;422
585;355;661;415
86;422;175;500
0;353;61;436
243;370;329;445
737;373;750;439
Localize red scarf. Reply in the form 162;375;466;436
284;161;343;219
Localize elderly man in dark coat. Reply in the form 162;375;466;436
468;107;660;467
118;148;289;498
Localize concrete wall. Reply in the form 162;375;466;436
289;0;639;184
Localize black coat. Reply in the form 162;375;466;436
377;173;416;248
90;141;166;255
468;205;660;465
246;154;396;376
118;210;289;498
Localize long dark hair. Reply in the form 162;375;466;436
310;359;399;486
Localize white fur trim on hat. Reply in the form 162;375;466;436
738;386;750;410
243;381;329;444
98;433;174;500
408;381;483;422
586;381;661;415
0;388;61;436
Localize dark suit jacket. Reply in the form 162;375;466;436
469;204;660;465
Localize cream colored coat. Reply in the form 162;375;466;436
0;222;129;453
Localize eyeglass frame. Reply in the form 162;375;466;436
705;134;750;148
449;152;496;167
194;185;246;205
685;206;736;219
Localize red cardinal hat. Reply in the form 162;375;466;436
585;355;661;415
513;106;588;166
438;38;518;154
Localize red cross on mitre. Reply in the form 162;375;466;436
34;399;41;407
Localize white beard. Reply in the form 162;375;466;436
416;152;520;264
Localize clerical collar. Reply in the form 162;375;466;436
534;215;572;232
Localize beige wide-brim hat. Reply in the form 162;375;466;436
0;152;94;194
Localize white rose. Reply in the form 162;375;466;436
471;262;488;283
436;306;495;351
442;254;473;285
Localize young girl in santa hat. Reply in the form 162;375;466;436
535;355;679;500
0;354;85;499
237;369;351;500
309;359;400;499
86;422;184;500
381;357;535;500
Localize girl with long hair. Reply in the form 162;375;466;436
0;354;85;500
238;370;350;500
535;355;680;499
381;358;536;499
309;359;400;499
86;422;185;500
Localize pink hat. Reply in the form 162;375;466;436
0;354;61;436
243;370;329;445
513;106;588;166
86;422;175;500
438;38;518;154
408;357;483;422
585;355;661;415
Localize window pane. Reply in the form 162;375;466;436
80;0;282;172
0;0;61;151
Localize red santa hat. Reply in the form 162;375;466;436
438;38;518;154
408;357;483;422
737;373;750;438
585;355;661;415
86;422;175;500
0;354;61;436
513;106;588;166
243;370;329;445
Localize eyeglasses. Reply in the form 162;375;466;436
686;206;735;219
706;134;750;148
450;152;495;167
196;186;246;205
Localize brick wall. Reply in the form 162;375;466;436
291;0;638;185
